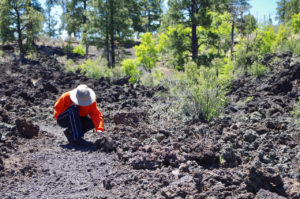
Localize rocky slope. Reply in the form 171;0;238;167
0;49;299;198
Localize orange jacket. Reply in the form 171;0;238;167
54;91;104;132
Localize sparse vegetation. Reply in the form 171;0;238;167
172;61;228;122
121;59;141;83
72;44;86;56
248;62;269;78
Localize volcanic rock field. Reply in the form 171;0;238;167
0;48;299;198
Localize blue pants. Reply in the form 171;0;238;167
57;105;94;140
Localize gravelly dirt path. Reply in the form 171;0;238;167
0;122;125;199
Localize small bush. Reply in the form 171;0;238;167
175;61;228;121
273;25;292;51
62;42;73;54
248;62;269;78
134;32;158;71
111;66;125;79
73;44;86;56
121;59;141;83
78;59;111;79
290;13;300;34
64;59;77;73
141;69;165;87
276;37;300;55
234;40;258;69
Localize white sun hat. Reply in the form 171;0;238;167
70;84;96;106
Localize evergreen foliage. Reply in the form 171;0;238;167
45;0;59;38
0;0;44;60
277;0;300;23
248;62;269;78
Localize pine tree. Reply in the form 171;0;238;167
0;0;44;61
226;0;250;56
89;0;134;67
45;0;59;38
140;0;163;32
166;0;215;64
277;0;288;23
277;0;300;23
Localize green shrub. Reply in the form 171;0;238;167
234;38;259;69
290;13;300;34
291;97;300;125
73;44;86;56
164;25;190;69
276;36;300;54
64;59;77;72
212;57;234;85
78;59;111;79
259;25;276;54
141;69;165;87
176;61;228;121
62;42;73;54
248;62;269;78
121;59;141;83
111;66;125;79
134;32;158;71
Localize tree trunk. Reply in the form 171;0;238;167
47;2;52;37
26;0;34;47
146;3;150;32
15;7;24;62
231;16;235;58
191;0;198;64
83;0;88;56
109;0;115;68
106;26;110;67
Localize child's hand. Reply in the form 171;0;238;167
96;130;102;136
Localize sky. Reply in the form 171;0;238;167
248;0;279;24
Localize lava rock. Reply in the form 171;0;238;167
0;122;14;131
219;144;241;168
113;110;147;127
0;108;10;123
15;118;39;138
250;111;263;122
255;188;286;199
94;136;116;152
244;129;258;142
0;157;3;171
283;178;300;199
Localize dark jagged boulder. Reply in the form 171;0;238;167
0;108;10;123
112;75;130;86
94;136;116;152
15;118;39;138
255;189;286;199
0;157;3;171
